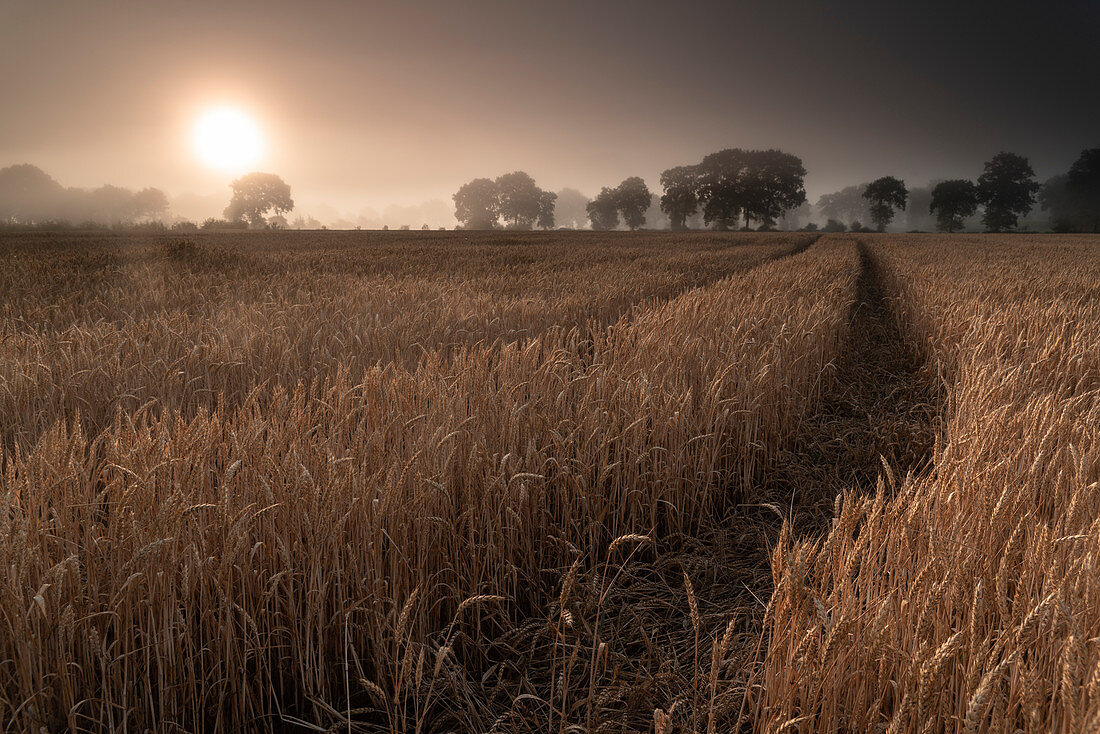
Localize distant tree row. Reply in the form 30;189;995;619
659;149;807;231
815;153;1043;235
0;164;168;225
453;172;556;230
815;149;1098;234
451;149;806;232
854;157;1038;234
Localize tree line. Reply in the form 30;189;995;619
813;148;1099;234
853;152;1044;233
0;164;169;226
453;148;809;232
2;147;1096;233
454;147;1099;234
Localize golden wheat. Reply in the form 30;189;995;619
756;234;1100;733
0;230;851;731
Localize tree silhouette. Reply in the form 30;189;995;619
0;165;173;225
537;190;557;230
697;148;747;230
615;177;652;231
660;165;699;230
495;171;544;229
586;187;620;231
130;188;169;221
816;184;872;228
694;148;805;230
739;149;806;229
1067;148;1100;232
977;152;1040;232
0;164;64;223
453;178;500;229
553;188;591;229
863;177;908;232
225;173;293;227
929;180;979;233
453;173;554;230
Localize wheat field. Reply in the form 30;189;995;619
756;235;1100;733
1;230;1097;732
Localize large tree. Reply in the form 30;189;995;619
453;178;500;229
495;171;545;229
0;164;64;223
739;149;806;229
694;148;805;230
659;165;699;230
696;148;747;230
132;188;170;221
1066;148;1100;232
536;190;558;230
553;188;590;229
225;172;294;227
816;184;872;227
615;176;652;231
977;152;1040;232
453;172;554;230
863;177;908;232
586;187;620;231
929;179;979;233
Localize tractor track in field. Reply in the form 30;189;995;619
572;237;942;732
651;237;943;730
757;238;941;537
291;235;937;734
471;237;943;733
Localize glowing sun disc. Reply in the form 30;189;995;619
193;107;264;171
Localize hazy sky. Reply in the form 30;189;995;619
2;0;1097;222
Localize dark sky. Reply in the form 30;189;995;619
2;0;1097;222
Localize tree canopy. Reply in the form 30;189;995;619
1066;148;1100;232
976;152;1040;232
668;148;807;230
452;172;555;230
659;166;699;230
863;177;908;232
0;164;169;225
816;184;872;227
615;177;652;231
696;149;748;229
738;150;807;229
586;187;620;231
553;188;591;230
453;178;499;230
495;171;544;229
536;190;558;230
225;172;294;227
929;179;979;233
584;178;653;231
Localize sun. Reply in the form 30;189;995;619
192;106;264;172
